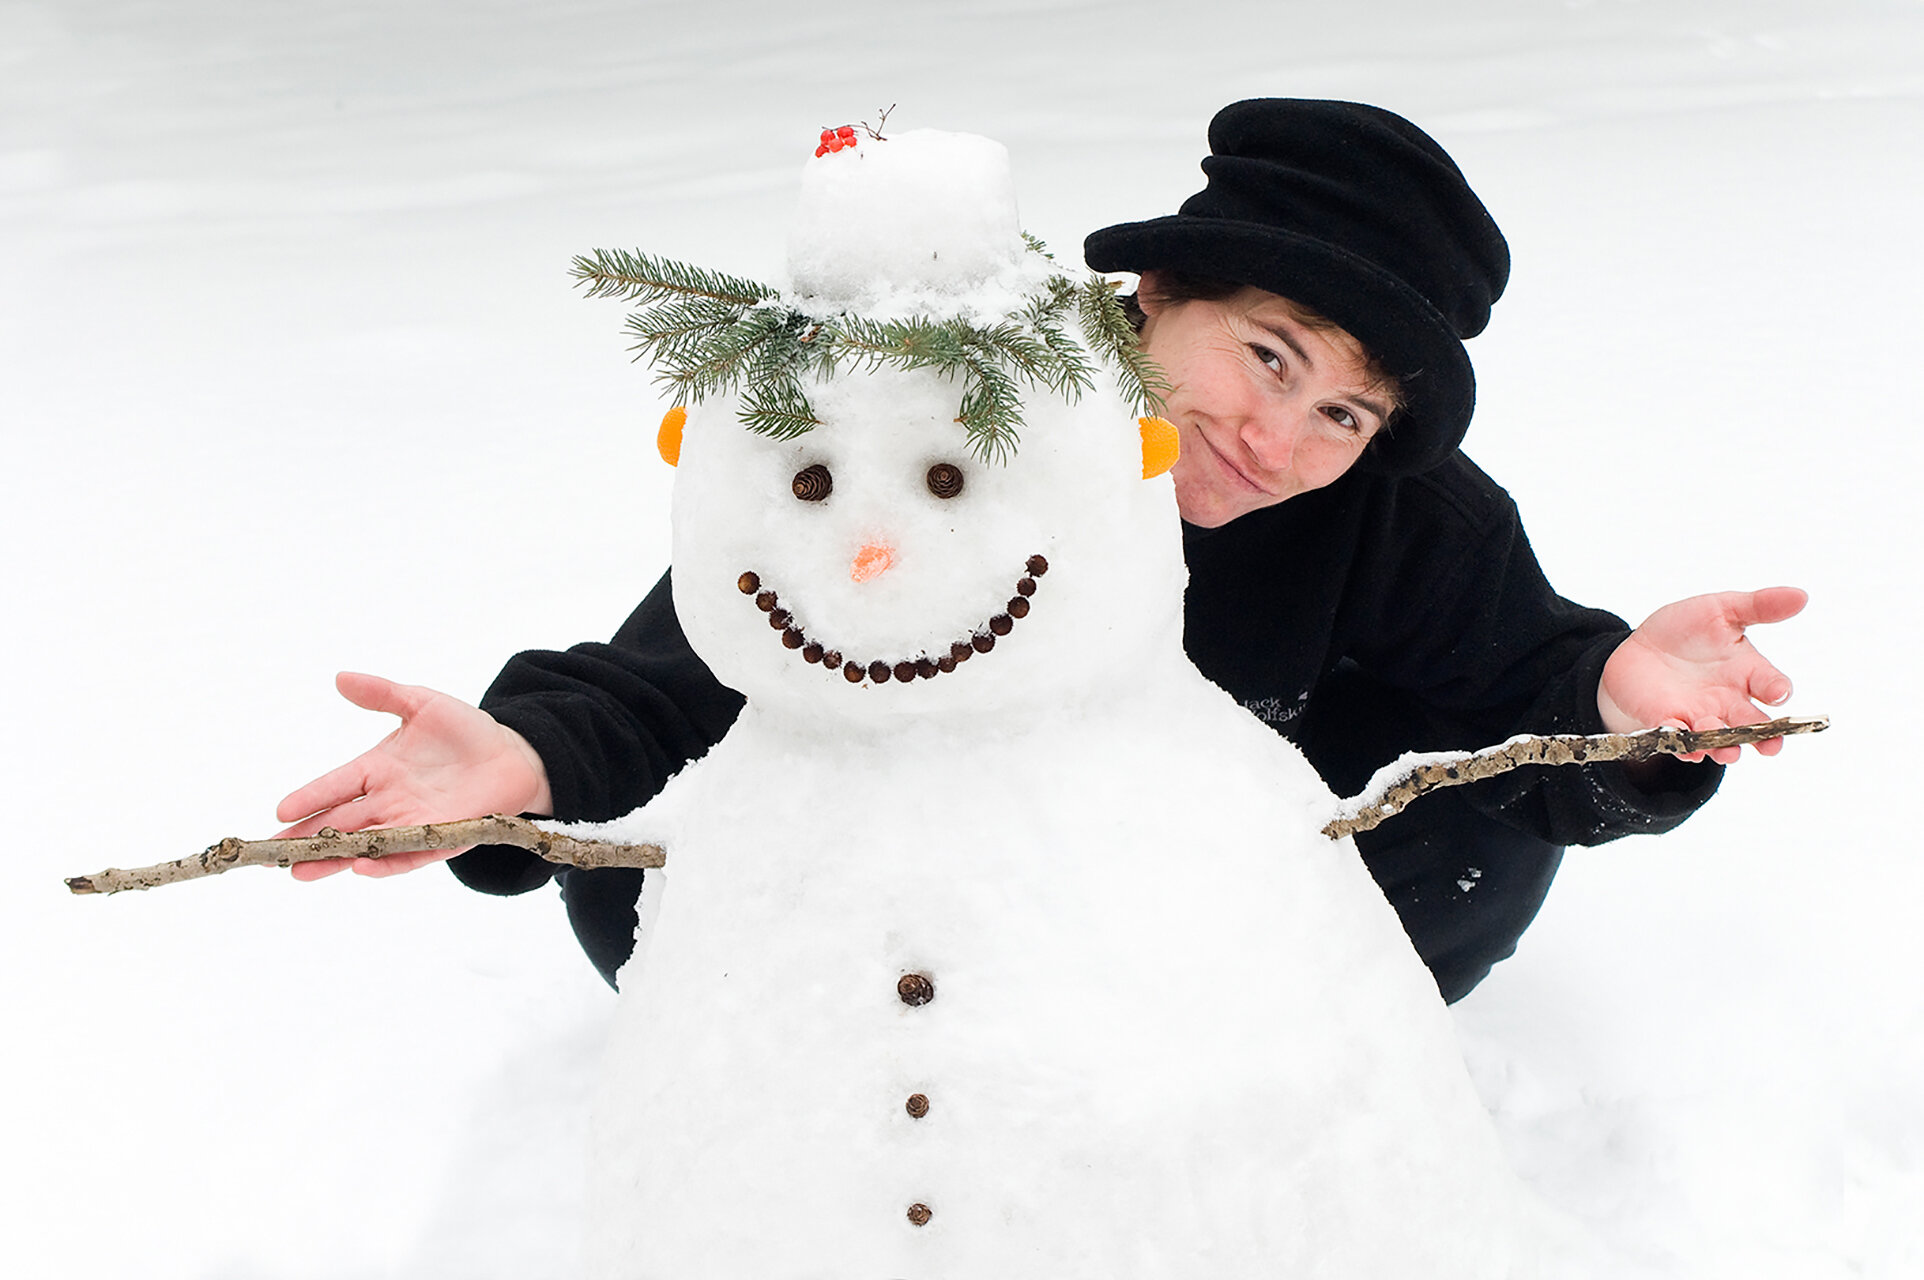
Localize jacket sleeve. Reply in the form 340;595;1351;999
1345;460;1722;848
447;569;745;895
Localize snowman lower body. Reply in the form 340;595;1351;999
586;691;1564;1278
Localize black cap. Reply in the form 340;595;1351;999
1084;99;1510;476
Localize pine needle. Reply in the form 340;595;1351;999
572;249;777;308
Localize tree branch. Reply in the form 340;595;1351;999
65;815;664;896
1321;715;1829;840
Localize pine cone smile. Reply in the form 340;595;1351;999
734;556;1049;686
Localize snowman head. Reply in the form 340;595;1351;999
589;126;1183;723
669;368;1184;724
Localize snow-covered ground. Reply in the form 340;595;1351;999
4;2;1918;1275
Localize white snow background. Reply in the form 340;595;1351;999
3;1;1918;1276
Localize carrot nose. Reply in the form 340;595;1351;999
851;542;894;583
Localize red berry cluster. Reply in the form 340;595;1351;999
815;125;858;157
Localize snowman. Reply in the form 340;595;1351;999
581;126;1570;1279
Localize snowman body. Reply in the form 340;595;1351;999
584;131;1556;1278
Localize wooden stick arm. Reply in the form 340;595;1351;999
66;815;665;897
1320;715;1828;840
67;716;1826;894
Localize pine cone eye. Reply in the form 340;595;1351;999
926;462;964;500
792;464;832;502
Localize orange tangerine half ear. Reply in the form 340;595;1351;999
1139;416;1179;479
658;406;688;467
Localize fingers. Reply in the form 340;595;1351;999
1736;603;1799;710
353;847;467;877
1727;586;1809;629
290;858;353;882
273;798;381;839
276;759;376;825
1675;694;1791;765
1746;659;1794;710
288;847;467;883
335;671;436;720
278;672;447;823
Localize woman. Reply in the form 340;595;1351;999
277;100;1803;1002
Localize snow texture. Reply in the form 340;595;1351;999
786;129;1054;322
5;3;1919;1278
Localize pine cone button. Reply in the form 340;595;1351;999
737;572;761;595
791;463;832;502
897;973;935;1007
905;1093;930;1118
925;462;965;499
907;1203;933;1227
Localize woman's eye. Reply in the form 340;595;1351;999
792;463;832;502
1324;406;1360;433
926;462;965;499
1251;344;1285;374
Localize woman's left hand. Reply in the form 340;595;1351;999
1597;586;1809;764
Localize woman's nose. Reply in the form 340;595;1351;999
1242;414;1301;472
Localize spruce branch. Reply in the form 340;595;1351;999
827;313;948;372
572;249;777;308
65;816;665;897
621;296;752;365
1321;716;1829;840
954;352;1024;463
577;250;1171;460
1020;231;1056;261
964;318;1092;402
656;307;793;400
1077;274;1167;416
739;367;822;439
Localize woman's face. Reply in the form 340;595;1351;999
1137;274;1392;529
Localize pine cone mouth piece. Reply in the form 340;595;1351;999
736;556;1049;686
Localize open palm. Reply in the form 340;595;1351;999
1598;587;1808;764
275;672;551;880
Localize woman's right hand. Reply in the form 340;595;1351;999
275;672;554;881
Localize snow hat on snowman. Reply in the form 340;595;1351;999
1084;98;1511;476
575;118;1169;470
573;121;1189;717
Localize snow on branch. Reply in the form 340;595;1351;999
1321;715;1829;840
67;717;1827;895
65;815;664;897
